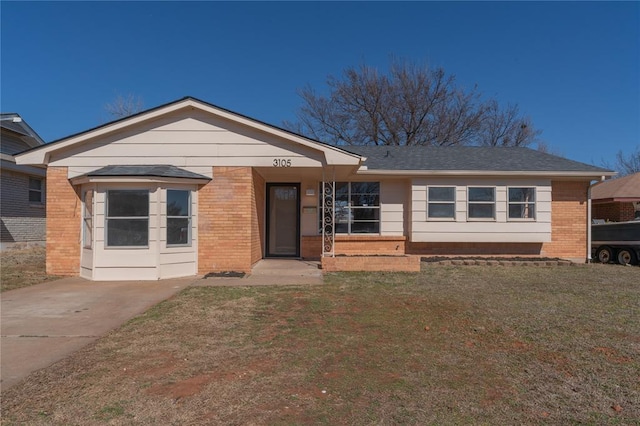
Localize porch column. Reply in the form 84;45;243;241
321;176;335;257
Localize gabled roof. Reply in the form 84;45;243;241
345;145;613;177
591;172;640;201
15;97;361;167
0;113;45;147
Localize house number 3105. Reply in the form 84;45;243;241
273;159;292;167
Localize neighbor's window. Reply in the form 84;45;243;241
508;187;536;220
468;187;495;219
106;190;149;247
428;187;455;219
319;182;380;234
83;190;93;249
167;190;191;246
29;177;43;203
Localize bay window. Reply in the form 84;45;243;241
106;190;149;247
167;190;191;246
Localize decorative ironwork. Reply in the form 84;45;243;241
321;180;335;257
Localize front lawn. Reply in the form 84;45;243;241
2;265;638;424
0;247;59;292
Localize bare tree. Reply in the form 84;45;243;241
478;100;541;146
286;59;540;147
610;146;640;176
104;94;144;119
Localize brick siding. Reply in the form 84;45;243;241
407;242;543;256
251;169;265;264
45;167;81;275
198;166;256;274
540;180;589;260
592;201;636;222
322;255;420;272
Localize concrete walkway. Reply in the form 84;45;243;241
1;276;195;391
193;259;324;287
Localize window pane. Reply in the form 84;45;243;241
509;188;535;202
107;190;149;217
167;218;190;245
429;204;455;218
84;219;93;249
469;204;494;218
107;219;148;246
167;190;189;216
469;187;495;202
350;182;380;206
335;182;349;203
352;208;380;221
335;222;348;234
28;191;42;202
429;187;454;202
84;190;93;217
29;178;42;190
509;204;536;219
351;222;380;233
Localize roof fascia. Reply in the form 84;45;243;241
355;169;617;179
70;175;211;185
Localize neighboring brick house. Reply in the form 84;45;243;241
591;172;640;222
15;97;613;280
1;113;46;250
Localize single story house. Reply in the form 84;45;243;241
1;113;46;250
591;172;640;222
16;97;613;280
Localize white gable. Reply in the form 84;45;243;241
16;98;361;177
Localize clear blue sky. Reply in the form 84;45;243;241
1;1;638;168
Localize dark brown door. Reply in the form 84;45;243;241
266;184;300;257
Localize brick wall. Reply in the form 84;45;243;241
46;167;81;275
322;255;420;272
1;169;46;242
407;242;543;256
198;166;255;274
302;235;406;258
251;169;265;264
540;180;589;260
593;201;636;222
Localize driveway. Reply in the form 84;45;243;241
1;276;196;390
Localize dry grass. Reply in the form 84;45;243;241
2;264;639;425
0;247;59;292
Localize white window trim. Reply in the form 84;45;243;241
166;189;192;247
507;186;537;221
427;186;456;221
467;186;496;221
105;189;150;249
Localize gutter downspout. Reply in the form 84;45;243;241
587;184;592;264
586;175;607;263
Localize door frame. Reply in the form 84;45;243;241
265;183;301;258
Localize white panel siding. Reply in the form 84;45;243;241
411;177;552;243
49;113;327;178
380;180;405;236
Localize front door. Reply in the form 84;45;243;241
266;183;300;257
